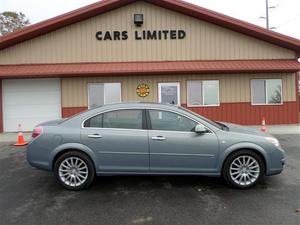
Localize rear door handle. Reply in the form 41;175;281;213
151;136;166;141
88;134;102;139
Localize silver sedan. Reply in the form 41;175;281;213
27;102;285;190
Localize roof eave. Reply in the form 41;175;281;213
1;59;299;79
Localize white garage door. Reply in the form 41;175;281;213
3;78;62;132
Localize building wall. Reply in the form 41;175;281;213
61;73;296;107
0;1;295;65
61;73;298;125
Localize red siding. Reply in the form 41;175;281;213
62;107;88;118
0;79;3;132
183;102;298;125
62;102;298;125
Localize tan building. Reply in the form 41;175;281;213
0;0;300;132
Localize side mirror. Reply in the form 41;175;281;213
195;124;208;134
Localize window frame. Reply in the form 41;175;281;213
82;107;214;134
187;80;220;107
158;82;181;106
82;108;147;131
87;82;122;109
250;79;283;106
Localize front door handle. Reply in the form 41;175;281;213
88;134;102;139
151;136;166;141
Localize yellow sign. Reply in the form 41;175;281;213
137;84;150;97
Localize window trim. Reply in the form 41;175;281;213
250;79;283;106
82;108;146;131
82;107;214;134
186;80;220;107
158;82;181;106
87;82;122;109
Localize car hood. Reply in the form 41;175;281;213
219;122;271;137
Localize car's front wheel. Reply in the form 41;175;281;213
222;150;265;189
54;151;95;191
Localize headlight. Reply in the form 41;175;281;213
265;137;280;147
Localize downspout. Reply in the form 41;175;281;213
0;79;3;133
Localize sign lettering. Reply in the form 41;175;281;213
95;30;186;41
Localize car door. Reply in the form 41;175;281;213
81;109;149;172
147;109;219;173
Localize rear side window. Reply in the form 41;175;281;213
83;110;143;129
83;114;103;128
103;110;143;130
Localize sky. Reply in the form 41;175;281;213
1;0;300;39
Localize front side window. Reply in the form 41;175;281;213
149;110;197;132
103;110;143;130
88;83;121;109
187;80;219;106
251;79;282;105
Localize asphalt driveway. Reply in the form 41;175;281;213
0;134;299;225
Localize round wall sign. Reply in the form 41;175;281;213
136;84;150;97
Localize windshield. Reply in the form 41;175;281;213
178;106;223;130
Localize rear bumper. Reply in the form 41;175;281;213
26;141;52;171
27;159;52;172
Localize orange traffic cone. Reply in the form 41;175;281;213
260;116;267;133
14;124;28;146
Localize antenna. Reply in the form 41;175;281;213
265;0;270;29
260;0;277;29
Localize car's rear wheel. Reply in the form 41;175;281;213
222;150;265;189
54;151;95;191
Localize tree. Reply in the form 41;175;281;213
269;85;282;104
0;11;30;36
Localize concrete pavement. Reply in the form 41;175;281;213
0;134;299;225
0;132;32;143
248;124;300;135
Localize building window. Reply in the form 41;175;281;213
187;80;219;107
158;82;180;105
251;79;282;105
88;83;121;109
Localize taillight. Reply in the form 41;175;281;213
32;126;43;139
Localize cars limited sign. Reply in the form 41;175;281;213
95;30;186;41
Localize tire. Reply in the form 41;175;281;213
54;151;95;191
222;150;265;189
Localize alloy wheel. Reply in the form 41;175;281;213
58;157;89;187
229;155;260;186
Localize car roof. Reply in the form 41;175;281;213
61;101;220;132
94;102;180;110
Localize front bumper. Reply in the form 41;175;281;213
266;148;286;176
